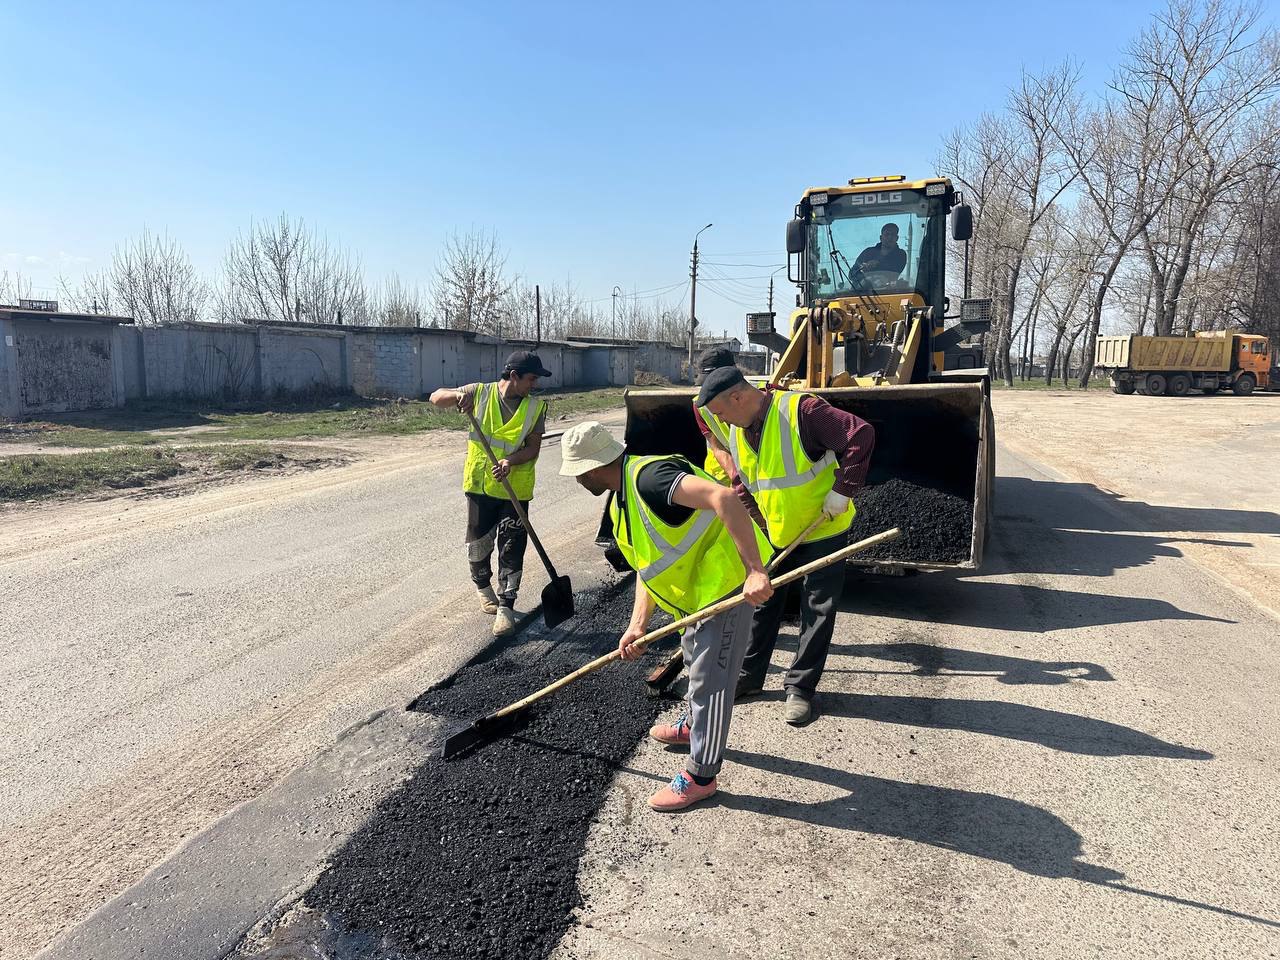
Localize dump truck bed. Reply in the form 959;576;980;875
1095;335;1233;373
621;382;991;572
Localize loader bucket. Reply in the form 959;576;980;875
621;383;992;571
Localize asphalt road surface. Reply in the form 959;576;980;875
7;396;1279;959
0;425;620;959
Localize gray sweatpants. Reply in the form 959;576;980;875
680;602;753;779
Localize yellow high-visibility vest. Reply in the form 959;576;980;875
609;454;774;619
728;390;854;545
462;382;546;500
699;405;733;485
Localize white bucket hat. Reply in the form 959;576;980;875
559;421;625;477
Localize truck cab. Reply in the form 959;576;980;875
1235;334;1271;389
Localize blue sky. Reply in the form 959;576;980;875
2;0;1176;337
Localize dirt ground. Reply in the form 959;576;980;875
993;389;1280;618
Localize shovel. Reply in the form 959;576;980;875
464;407;574;628
643;514;825;696
440;526;901;759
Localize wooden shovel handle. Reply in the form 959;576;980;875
490;526;900;721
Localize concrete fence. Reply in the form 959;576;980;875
0;310;703;418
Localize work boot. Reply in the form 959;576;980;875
648;770;717;812
476;585;499;615
492;605;517;637
783;693;813;726
734;676;764;702
649;709;691;747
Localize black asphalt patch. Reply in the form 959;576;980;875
850;478;974;564
239;583;665;960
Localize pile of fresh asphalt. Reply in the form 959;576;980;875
277;585;665;959
849;478;974;564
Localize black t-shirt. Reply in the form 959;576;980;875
629;457;695;528
855;243;907;274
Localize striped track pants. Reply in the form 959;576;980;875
681;602;753;779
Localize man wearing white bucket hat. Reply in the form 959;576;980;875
560;420;774;812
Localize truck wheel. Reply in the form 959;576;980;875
1112;378;1135;395
1168;373;1191;397
1233;374;1256;396
1145;373;1168;396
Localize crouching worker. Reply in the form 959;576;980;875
559;421;774;812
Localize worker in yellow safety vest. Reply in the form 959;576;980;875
560;420;774;812
430;350;551;637
692;346;738;485
701;366;875;726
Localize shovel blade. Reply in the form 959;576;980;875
541;575;575;628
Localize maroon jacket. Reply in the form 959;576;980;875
695;386;875;521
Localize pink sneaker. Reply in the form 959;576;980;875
649;710;691;746
648;770;717;812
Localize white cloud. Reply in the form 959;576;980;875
23;255;46;265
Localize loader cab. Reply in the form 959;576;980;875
784;176;971;384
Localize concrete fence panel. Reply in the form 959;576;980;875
13;319;118;414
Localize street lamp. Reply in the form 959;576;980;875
612;285;623;341
689;223;713;366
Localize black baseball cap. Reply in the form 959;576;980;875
505;350;552;378
696;346;736;379
696;365;747;407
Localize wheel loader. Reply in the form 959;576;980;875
605;175;996;572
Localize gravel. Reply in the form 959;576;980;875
849;478;974;565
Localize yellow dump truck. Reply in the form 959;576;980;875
1095;332;1272;396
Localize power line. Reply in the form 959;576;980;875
699;281;762;309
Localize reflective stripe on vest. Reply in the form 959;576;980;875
700;407;732;485
727;390;853;545
462;382;546;500
608;454;774;619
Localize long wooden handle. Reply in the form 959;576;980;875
464;406;559;579
490;526;900;720
767;516;824;573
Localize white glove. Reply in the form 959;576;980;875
822;490;850;520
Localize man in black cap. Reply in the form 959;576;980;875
698;366;875;724
430;350;552;637
693;345;738;484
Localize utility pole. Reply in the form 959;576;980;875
689;223;713;368
767;275;774;315
612;285;623;342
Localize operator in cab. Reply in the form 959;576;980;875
855;223;907;277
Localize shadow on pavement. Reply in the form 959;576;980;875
839;574;1232;634
831;641;1114;685
722;748;1121;881
998;475;1280;538
814;692;1212;759
723;749;1279;930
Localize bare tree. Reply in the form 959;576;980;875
0;271;33;305
106;229;207;325
431;228;515;333
56;270;116;315
1133;0;1280;336
370;274;430;328
220;214;367;324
